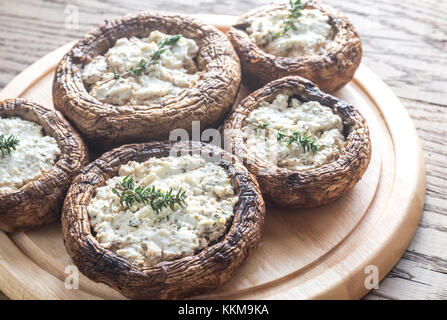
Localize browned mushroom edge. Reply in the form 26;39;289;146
62;141;265;299
222;76;371;208
53;12;241;148
227;0;362;93
0;98;89;232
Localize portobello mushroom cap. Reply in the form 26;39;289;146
227;0;362;93
62;141;265;299
222;76;371;208
0;99;89;232
53;12;241;146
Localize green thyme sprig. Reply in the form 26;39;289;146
152;35;182;62
0;134;20;157
251;121;320;154
283;130;320;153
273;0;304;38
112;175;187;214
101;35;182;85
127;59;149;76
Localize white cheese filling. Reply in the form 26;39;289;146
87;154;238;265
242;94;345;171
246;9;334;57
82;31;199;105
0;117;61;193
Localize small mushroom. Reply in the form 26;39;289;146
227;0;362;92
0;99;89;232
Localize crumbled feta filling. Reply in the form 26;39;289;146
87;154;238;265
82;31;199;105
246;9;334;57
0;117;61;193
242;94;345;171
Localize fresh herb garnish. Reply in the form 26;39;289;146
100;35;181;84
112;175;187;213
112;69;120;79
258;121;269;129
0;134;20;157
251;121;320;154
284;131;320;153
152;35;182;63
273;0;304;38
127;59;148;77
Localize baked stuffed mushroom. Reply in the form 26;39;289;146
222;76;371;208
227;0;362;92
53;12;241;146
0;99;88;232
62;141;265;299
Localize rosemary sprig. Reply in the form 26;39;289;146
0;134;20;157
273;0;304;38
100;35;182;85
250;121;320;154
112;175;187;214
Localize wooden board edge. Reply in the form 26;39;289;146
0;233;102;300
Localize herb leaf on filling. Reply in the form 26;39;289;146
100;34;182;84
0;134;20;157
112;175;187;213
273;0;304;38
251;121;320;154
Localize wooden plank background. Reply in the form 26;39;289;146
0;0;446;300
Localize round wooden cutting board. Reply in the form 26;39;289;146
0;15;425;300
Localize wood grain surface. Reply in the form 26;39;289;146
0;0;445;300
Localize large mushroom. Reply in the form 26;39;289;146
53;12;241;147
62;141;265;299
